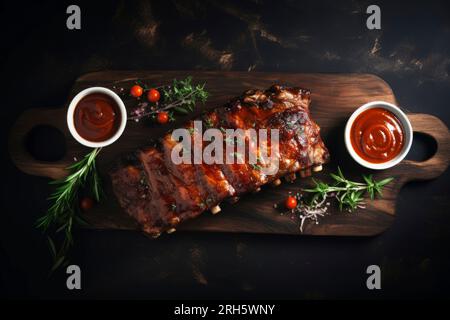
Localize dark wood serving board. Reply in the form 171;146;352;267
9;71;450;236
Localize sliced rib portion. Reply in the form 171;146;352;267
110;85;329;236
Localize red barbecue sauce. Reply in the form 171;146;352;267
74;93;121;142
350;107;405;163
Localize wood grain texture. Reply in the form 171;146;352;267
8;71;450;236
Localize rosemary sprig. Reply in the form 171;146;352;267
302;167;394;212
281;168;394;232
129;76;208;121
36;148;103;272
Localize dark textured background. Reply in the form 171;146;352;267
1;0;449;299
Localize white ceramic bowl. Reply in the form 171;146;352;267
67;87;127;148
344;101;413;170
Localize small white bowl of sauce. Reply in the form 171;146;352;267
345;101;413;170
67;87;127;148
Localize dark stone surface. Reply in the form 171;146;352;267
1;0;449;299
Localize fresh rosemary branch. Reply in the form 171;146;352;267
36;148;102;272
303;167;394;212
129;76;208;121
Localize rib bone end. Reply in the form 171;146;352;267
166;228;176;234
272;178;282;186
313;165;323;172
211;205;221;214
151;232;161;239
170;216;180;225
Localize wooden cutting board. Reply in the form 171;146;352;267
8;71;450;236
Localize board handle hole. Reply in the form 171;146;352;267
25;125;66;162
405;132;437;162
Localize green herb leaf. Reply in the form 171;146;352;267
174;106;190;114
377;177;394;188
47;236;57;258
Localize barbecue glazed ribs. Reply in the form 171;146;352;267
110;85;329;237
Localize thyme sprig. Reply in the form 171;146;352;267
303;167;394;211
129;76;208;121
36;148;103;272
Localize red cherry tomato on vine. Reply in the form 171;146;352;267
130;85;143;98
285;196;298;210
147;88;160;103
157;111;169;124
80;197;94;211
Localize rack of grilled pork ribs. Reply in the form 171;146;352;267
110;85;329;237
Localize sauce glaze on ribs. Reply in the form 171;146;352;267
110;85;329;237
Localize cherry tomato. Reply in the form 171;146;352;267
80;197;94;211
157;111;169;124
285;196;298;210
130;85;143;98
147;88;160;103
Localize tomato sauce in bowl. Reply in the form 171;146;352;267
350;107;405;163
345;101;413;170
67;87;127;148
73;93;121;142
